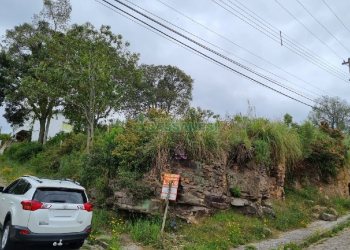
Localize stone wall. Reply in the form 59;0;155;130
108;159;286;220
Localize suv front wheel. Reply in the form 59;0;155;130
1;220;14;250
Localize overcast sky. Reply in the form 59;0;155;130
1;0;350;133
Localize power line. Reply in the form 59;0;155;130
94;0;217;69
213;0;349;81
226;0;348;78
154;0;327;97
295;0;350;54
321;0;350;36
98;0;315;108
242;0;344;60
124;0;318;101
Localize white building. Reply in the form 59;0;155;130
13;114;72;142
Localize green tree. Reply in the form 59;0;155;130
0;51;13;106
35;0;72;31
1;0;71;143
283;113;293;127
126;64;193;116
58;23;139;151
309;96;350;130
2;22;64;143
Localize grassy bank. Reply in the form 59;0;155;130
2;155;349;250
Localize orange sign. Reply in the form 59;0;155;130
161;173;180;201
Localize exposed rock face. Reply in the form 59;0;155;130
109;159;286;220
319;168;350;198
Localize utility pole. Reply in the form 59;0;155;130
342;58;350;73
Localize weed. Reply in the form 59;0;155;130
229;186;241;198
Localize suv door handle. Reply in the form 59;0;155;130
10;202;14;205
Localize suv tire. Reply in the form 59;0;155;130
1;220;14;250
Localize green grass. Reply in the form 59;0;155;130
0;157;35;183
180;211;272;249
128;219;161;247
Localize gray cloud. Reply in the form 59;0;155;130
1;0;350;133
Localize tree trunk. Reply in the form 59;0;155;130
86;121;94;153
43;112;53;144
38;118;46;144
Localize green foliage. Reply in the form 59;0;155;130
126;64;193;116
58;23;139;150
30;133;86;176
305;123;346;180
229;186;241;198
246;118;302;167
309;96;350;131
0;134;11;142
5;142;43;163
182;211;271;249
253;139;271;165
128;219;161;246
297;122;317;158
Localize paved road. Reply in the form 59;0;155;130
307;228;350;250
234;214;350;250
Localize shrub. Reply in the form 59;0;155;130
5;142;43;163
253;139;271;165
306;125;346;180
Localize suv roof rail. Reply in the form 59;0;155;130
61;178;81;186
22;175;43;183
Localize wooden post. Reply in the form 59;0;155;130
161;181;172;234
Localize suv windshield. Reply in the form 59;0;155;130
33;188;87;204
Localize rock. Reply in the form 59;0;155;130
231;198;249;207
312;205;328;214
114;191;128;198
319;212;337;221
262;206;276;218
262;200;273;208
243;203;263;217
178;192;205;206
211;201;230;209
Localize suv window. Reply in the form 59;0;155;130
12;179;31;195
3;179;20;194
33;188;87;204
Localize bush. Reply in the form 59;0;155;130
305;124;346;180
5;142;43;163
30;133;86;176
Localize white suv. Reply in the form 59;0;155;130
0;176;93;249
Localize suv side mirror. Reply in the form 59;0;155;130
0;187;4;192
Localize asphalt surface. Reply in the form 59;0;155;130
307;227;350;250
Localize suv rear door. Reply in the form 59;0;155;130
27;187;92;234
0;179;32;228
